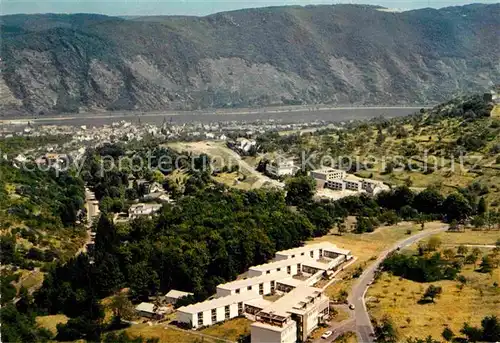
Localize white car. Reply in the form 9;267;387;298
322;331;333;339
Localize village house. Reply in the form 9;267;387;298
165;289;194;304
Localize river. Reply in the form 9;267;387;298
1;106;426;128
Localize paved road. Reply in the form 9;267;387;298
349;226;448;343
312;305;355;343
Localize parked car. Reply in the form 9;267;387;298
349;303;355;310
322;330;333;339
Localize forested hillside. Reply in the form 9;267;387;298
1;3;499;114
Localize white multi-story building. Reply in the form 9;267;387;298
216;272;288;298
275;242;352;262
248;256;310;278
251;318;297;343
265;159;295;177
309;168;346;181
251;286;329;343
176;292;262;329
325;179;345;190
344;179;362;191
128;203;162;218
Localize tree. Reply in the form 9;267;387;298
443;193;472;222
128;262;160;301
443;248;455;260
56;316;101;342
108;293;136;322
426;237;442;252
94;253;125;296
480;315;500;342
442;327;454;341
285;176;316;206
355;216;375;233
338;223;347;236
414;188;444;214
477;197;487;215
374;315;398;343
0;303;52;343
457;245;469;256
479;256;495;273
461;323;484;342
421;285;442;303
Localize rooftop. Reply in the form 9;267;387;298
245;298;274;310
166;289;193;299
258;285;322;318
311;168;345;174
276;242;338;257
276;277;306;287
249;256;312;272
135;302;155;314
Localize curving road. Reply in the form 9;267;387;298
349;226;448;342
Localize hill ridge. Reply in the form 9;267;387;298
1;3;499;115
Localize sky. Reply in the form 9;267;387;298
1;0;497;16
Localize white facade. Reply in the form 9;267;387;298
176;292;261;329
251;286;329;343
309;168;346;181
216;272;288;297
325;179;345;190
251;319;297;343
344;179;361;191
265;159;295;177
248;256;309;278
129;203;162;218
275;242;338;261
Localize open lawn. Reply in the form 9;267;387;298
434;229;500;246
125;324;219;343
213;172;257;190
16;269;44;292
366;267;500;341
366;229;500;341
36;314;69;335
200;317;252;341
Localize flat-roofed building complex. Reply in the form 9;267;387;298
176;242;353;342
309;168;387;195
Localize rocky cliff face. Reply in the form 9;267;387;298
1;4;499;115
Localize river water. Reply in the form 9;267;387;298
1;106;424;129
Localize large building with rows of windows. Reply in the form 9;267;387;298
176;242;353;342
